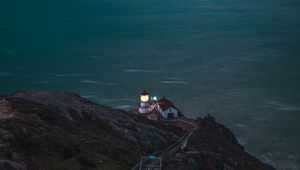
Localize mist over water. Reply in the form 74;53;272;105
1;0;300;169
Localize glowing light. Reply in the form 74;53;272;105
149;155;156;160
140;95;149;102
152;96;158;101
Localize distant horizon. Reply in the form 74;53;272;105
1;0;300;169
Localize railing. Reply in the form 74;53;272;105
132;118;198;170
138;156;162;170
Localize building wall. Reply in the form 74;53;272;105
139;107;151;114
161;108;178;119
139;102;151;114
140;102;149;108
157;106;163;113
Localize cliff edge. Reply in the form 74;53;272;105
0;90;276;170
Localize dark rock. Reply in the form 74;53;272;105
198;114;239;145
0;90;276;170
77;155;96;167
62;145;81;159
0;160;26;170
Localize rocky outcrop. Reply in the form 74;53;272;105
0;89;276;170
163;115;275;170
0;160;26;170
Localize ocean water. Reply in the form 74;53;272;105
1;0;300;169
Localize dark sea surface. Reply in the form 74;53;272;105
1;0;300;169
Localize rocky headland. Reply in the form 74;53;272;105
0;90;276;170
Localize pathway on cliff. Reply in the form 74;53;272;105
132;119;198;170
163;118;198;128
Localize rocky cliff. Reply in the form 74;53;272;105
0;90;276;170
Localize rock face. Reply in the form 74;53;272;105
164;115;275;170
0;89;276;170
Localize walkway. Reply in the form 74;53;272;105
132;119;198;170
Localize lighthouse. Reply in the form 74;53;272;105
139;89;151;114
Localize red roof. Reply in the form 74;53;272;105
157;97;177;111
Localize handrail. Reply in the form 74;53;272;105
133;120;198;170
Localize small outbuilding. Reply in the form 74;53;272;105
156;97;178;119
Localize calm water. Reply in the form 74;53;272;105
1;0;300;169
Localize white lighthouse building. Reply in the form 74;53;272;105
137;89;179;120
139;89;152;114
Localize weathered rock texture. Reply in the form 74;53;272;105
0;90;276;170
